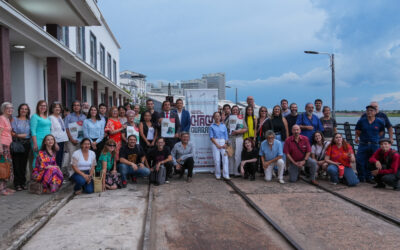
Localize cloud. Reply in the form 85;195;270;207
371;92;400;109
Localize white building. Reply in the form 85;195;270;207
180;78;207;91
0;0;129;110
120;70;146;104
202;73;226;100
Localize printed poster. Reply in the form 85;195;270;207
69;121;83;141
126;126;140;144
161;118;175;138
228;115;244;134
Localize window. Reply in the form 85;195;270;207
107;53;111;79
90;32;97;68
113;60;117;83
76;27;85;60
60;27;69;47
82;86;87;102
100;44;105;75
109;96;113;106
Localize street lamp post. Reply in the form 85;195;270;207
304;51;336;119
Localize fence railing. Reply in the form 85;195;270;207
337;122;400;152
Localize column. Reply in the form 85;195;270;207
47;57;61;105
123;97;126;104
104;87;109;107
113;91;117;106
93;81;98;106
119;94;122;106
75;72;82;102
0;26;11;103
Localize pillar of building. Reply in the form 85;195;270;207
113;91;117;106
93;81;98;106
119;94;122;106
47;57;61;105
75;72;82;102
123;97;126;104
0;26;11;103
104;87;109;107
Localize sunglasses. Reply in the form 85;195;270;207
107;144;116;147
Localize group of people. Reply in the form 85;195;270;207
0;98;194;196
211;97;399;191
0;96;398;196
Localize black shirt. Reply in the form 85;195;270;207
241;148;259;161
148;147;171;167
286;114;298;136
320;117;337;138
119;145;145;164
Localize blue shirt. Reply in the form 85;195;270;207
64;112;86;129
355;117;385;144
361;112;392;129
83;119;105;143
11;117;31;139
259;139;283;161
209;123;228;141
296;113;324;141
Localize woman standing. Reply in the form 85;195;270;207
49;102;68;168
122;110;139;145
30;100;51;167
97;139;120;190
0;102;15;195
325;133;359;186
320;106;337;141
226;105;248;177
311;131;329;176
139;111;157;153
256;106;269;146
118;106;127;124
11;104;31;191
243;106;257;140
31;134;63;193
83;106;104;158
263;105;289;143
105;107;126;161
133;104;141;125
210;112;230;180
71;138;96;195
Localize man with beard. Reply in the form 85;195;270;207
296;102;324;141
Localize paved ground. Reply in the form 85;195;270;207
0;183;72;241
22;182;149;249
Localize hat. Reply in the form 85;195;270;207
379;138;391;144
366;105;377;110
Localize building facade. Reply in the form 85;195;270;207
0;0;129;112
120;70;146;104
202;73;226;100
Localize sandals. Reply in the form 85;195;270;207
16;186;23;191
1;189;13;196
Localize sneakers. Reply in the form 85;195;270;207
373;183;385;189
331;182;337;185
122;181;127;188
216;176;221;180
278;179;285;184
223;176;231;180
165;180;170;184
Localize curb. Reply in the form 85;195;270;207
6;191;74;250
142;184;153;250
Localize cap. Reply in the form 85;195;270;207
379;138;391;144
366;105;377;110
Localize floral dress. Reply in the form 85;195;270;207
105;118;122;160
32;150;63;193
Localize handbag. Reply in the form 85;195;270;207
0;155;11;179
225;144;234;157
28;181;43;194
93;172;103;193
10;139;25;153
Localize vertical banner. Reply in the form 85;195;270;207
185;89;218;171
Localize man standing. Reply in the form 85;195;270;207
174;99;191;133
313;99;323;119
286;103;298;136
355;105;385;183
159;100;180;151
281;99;290;117
82;102;90;116
260;131;285;184
171;132;194;182
284;125;318;184
98;103;108;123
369;138;400;190
361;101;393;143
296;103;324;141
118;135;150;188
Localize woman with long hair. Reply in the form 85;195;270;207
311;131;329;176
263;105;289;143
133;104;141;125
139;111;158;153
31;134;63;193
243;105;257;140
240;138;258;181
49;102;68;169
71;138;96;195
118;106;127;124
30;100;52;167
11;103;31;191
256;106;269;176
0;102;15;195
97;138;121;190
83;106;104;158
105;106;126;161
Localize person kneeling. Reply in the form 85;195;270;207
260;131;285;183
71;138;96;195
171;132;194;182
97;139;121;191
148;138;173;185
118;135;150;188
369;138;400;191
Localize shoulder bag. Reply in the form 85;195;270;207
0;155;11;179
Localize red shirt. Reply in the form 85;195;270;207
325;144;354;167
369;148;400;175
284;135;311;162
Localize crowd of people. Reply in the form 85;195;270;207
0;96;399;196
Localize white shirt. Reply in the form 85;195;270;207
311;141;330;161
177;110;182;123
313;110;324;119
49;115;69;143
71;149;96;171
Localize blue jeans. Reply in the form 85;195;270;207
327;164;359;186
71;171;94;193
356;143;379;181
118;163;151;182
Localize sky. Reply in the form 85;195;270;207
98;0;400;111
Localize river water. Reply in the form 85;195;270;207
336;116;400;125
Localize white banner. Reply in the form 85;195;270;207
185;89;218;169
